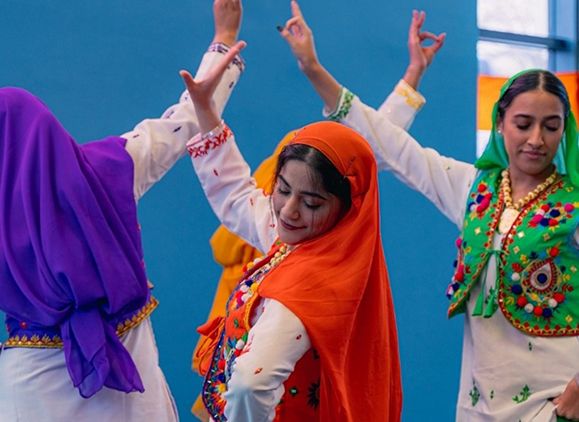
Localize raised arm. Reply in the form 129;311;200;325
123;0;244;201
279;2;444;120
181;43;278;253
281;5;473;227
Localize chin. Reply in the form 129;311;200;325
279;235;300;245
278;230;306;245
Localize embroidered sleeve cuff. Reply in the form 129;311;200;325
207;42;245;73
187;121;232;158
324;87;355;122
395;79;426;110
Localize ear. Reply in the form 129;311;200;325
496;118;504;134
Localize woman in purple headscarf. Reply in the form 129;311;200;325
0;1;243;420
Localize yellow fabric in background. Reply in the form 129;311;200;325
477;72;579;132
191;131;295;421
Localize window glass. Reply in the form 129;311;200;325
478;41;549;76
477;0;549;36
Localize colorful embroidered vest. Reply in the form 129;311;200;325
201;244;321;421
447;170;579;336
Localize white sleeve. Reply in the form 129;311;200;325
223;299;311;422
188;124;277;253
341;92;477;229
324;80;424;133
376;79;426;130
123;49;242;201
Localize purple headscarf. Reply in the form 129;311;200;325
0;87;148;397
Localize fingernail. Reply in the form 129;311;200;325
276;25;283;32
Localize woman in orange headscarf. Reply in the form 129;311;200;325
180;41;402;421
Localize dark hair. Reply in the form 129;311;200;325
274;143;352;213
497;70;570;121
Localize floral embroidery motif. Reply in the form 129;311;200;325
469;381;480;406
394;81;424;109
327;88;354;122
512;384;532;403
529;202;576;229
207;42;245;72
307;380;320;408
187;124;232;158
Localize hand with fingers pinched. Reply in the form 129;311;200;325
277;0;318;74
403;9;446;89
180;41;246;133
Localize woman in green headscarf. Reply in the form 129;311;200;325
280;3;579;421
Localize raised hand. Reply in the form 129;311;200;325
278;0;318;73
180;41;246;133
404;10;446;89
213;0;243;46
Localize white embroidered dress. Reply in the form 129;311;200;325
187;84;421;422
336;85;579;422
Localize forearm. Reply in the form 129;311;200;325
402;64;427;91
301;62;342;114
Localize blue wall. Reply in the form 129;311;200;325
0;1;476;420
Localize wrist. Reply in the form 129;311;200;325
402;64;425;90
302;60;324;78
212;31;237;47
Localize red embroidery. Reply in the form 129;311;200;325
254;367;263;374
213;169;219;176
187;125;232;158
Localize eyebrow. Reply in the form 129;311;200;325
513;114;563;121
279;174;328;200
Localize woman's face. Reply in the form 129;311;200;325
272;160;343;245
499;89;565;182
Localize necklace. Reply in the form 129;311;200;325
498;168;558;234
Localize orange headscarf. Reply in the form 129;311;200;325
259;121;402;421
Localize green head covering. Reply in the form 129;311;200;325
475;69;579;187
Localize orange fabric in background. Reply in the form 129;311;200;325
191;131;295;421
478;72;579;131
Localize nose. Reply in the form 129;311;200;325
527;124;544;149
281;195;300;221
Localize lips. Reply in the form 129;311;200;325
279;219;305;231
521;150;546;159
